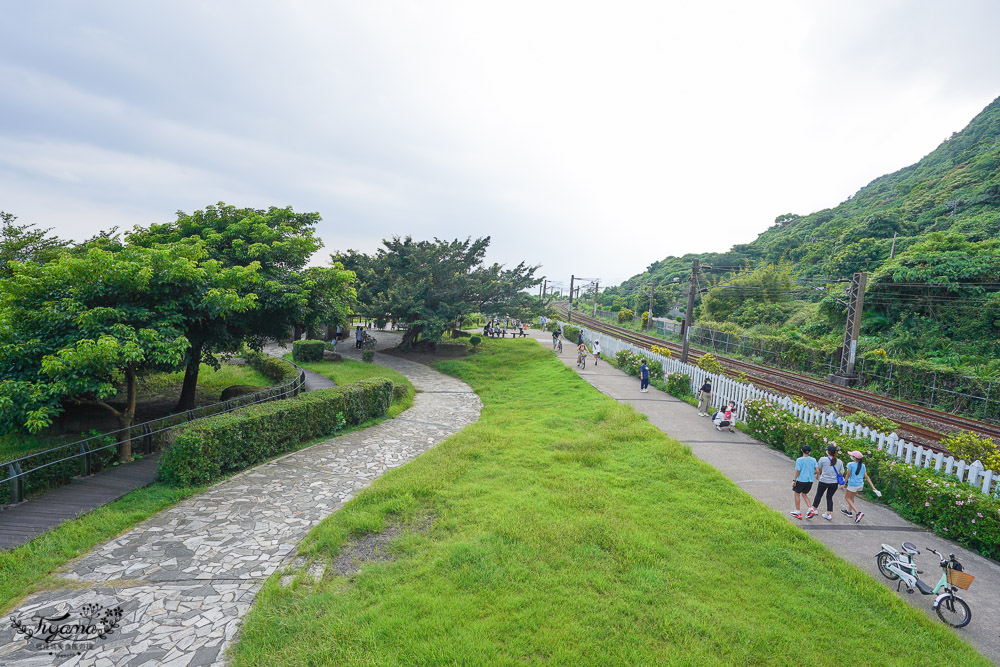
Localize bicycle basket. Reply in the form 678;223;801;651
946;569;975;590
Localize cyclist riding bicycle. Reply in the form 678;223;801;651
577;342;588;368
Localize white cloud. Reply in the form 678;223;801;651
0;0;998;284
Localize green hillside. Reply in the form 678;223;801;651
606;95;1000;376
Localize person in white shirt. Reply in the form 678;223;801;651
592;340;601;365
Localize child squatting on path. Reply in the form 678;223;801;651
841;450;879;524
790;445;817;520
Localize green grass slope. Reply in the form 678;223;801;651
231;340;987;666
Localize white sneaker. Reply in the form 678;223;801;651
821;513;832;521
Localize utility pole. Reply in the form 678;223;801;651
568;274;575;323
828;272;867;386
592;280;599;317
647;284;655;329
889;232;898;259
680;259;699;364
540;278;546;301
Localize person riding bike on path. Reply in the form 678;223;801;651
789;445;817;520
639;360;650;392
807;444;845;521
697;378;712;416
841;450;878;523
577;342;588;367
592;339;601;365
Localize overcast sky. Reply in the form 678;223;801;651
1;1;998;287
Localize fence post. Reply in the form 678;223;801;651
80;442;92;476
142;422;153;455
8;462;24;504
967;460;983;489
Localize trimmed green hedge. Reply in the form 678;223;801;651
243;349;298;384
743;399;1000;559
158;377;393;486
293;340;325;363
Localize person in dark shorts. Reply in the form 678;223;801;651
790;445;817;520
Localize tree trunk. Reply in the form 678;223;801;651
174;340;203;412
400;325;421;350
117;365;137;463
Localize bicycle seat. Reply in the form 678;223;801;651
901;542;919;555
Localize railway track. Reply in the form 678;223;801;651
556;307;1000;451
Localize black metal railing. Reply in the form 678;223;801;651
2;362;307;505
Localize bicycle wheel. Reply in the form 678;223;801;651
876;553;899;580
581;356;586;369
935;593;971;628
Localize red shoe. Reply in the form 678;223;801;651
806;508;817;519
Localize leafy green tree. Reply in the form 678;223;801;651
0;244;258;460
0;211;69;278
333;236;539;349
127;203;355;410
700;263;796;324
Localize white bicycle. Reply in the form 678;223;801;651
876;542;973;627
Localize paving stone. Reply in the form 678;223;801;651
0;345;480;666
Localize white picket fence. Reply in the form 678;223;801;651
562;321;1000;497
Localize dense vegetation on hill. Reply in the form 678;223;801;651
605;95;1000;376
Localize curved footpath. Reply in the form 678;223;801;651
550;335;1000;663
0;343;481;667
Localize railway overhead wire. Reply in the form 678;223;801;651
553;306;1000;453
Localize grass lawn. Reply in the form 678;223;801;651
289;356;416;418
232;340;987;666
0;482;202;614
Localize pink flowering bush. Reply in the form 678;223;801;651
744;399;1000;559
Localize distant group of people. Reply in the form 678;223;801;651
483;319;528;338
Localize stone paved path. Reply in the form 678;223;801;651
0;342;480;666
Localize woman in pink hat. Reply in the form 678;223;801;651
842;450;878;523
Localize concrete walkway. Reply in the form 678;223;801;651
546;336;1000;664
0;347;481;666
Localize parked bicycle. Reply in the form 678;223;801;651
875;542;973;627
361;333;377;350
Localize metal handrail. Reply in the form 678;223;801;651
2;360;307;496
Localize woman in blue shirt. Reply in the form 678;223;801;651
842;450;879;524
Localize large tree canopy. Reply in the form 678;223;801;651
333;236;540;348
127;202;355;409
0;244;259;460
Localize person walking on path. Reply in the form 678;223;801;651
790;445;817;520
639;360;650;392
841;450;879;523
355;325;364;350
577;330;584;346
808;445;845;521
592;339;601;365
552;329;561;351
697;378;712;416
